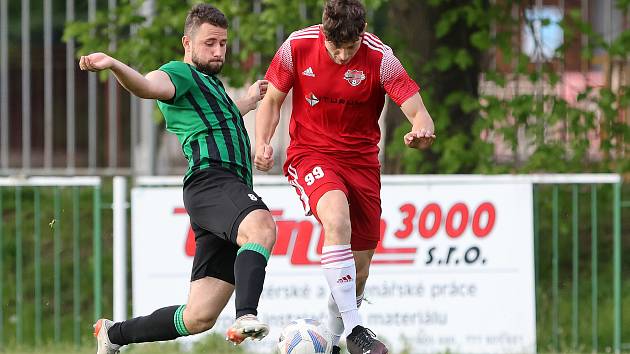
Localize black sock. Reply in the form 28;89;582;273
107;305;190;346
234;243;270;318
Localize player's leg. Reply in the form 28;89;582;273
286;158;363;351
316;190;364;333
102;278;234;343
338;166;388;354
225;208;277;343
95;226;236;354
182;168;276;344
96;280;233;354
326;247;374;349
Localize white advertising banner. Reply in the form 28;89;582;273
132;176;536;354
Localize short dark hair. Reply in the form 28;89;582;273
322;0;366;46
184;4;229;36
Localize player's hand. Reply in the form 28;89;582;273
247;80;268;104
254;143;274;172
404;128;435;150
79;53;115;72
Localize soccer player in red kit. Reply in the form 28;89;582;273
255;1;435;353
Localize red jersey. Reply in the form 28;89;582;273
265;25;419;168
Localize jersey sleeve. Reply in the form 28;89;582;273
265;39;295;93
158;61;193;103
380;46;419;106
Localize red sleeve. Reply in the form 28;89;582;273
380;45;419;106
265;39;295;93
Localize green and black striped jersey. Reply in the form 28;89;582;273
157;61;252;186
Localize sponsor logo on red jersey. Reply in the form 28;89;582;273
305;92;320;107
344;69;366;86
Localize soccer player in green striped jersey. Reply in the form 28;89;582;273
79;4;276;354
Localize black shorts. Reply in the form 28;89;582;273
183;167;269;284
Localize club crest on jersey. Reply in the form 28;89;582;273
305;92;319;107
344;69;366;86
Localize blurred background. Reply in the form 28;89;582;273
0;0;629;353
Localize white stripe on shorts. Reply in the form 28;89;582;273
287;164;312;216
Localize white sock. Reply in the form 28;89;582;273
327;293;364;346
327;294;344;346
321;245;362;334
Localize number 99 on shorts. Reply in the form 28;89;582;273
304;166;325;186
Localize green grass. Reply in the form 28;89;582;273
2;333;250;353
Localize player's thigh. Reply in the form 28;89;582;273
184;168;268;244
346;167;382;251
285;157;349;221
189;223;239;284
185;227;237;329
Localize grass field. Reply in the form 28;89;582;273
3;333;250;353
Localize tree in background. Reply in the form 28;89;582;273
66;0;630;175
381;0;629;175
65;0;385;87
379;0;489;174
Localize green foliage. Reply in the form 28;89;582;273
65;0;386;87
65;0;629;174
385;0;629;174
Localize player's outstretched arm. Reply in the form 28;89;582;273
254;83;287;172
79;52;174;101
400;93;436;150
236;80;268;115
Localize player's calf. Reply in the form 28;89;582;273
228;209;275;344
183;306;218;334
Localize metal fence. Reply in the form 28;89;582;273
0;175;626;352
0;177;103;348
532;177;628;354
0;0;155;176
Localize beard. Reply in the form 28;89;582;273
191;52;224;75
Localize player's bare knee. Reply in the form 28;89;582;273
252;218;276;250
238;210;276;250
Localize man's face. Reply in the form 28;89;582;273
187;23;228;75
324;37;362;65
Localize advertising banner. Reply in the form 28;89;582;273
131;176;536;353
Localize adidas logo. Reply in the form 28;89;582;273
337;275;353;284
302;67;315;77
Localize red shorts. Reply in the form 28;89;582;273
284;153;382;251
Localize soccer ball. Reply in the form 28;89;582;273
277;318;332;354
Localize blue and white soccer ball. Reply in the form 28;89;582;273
277;318;332;354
